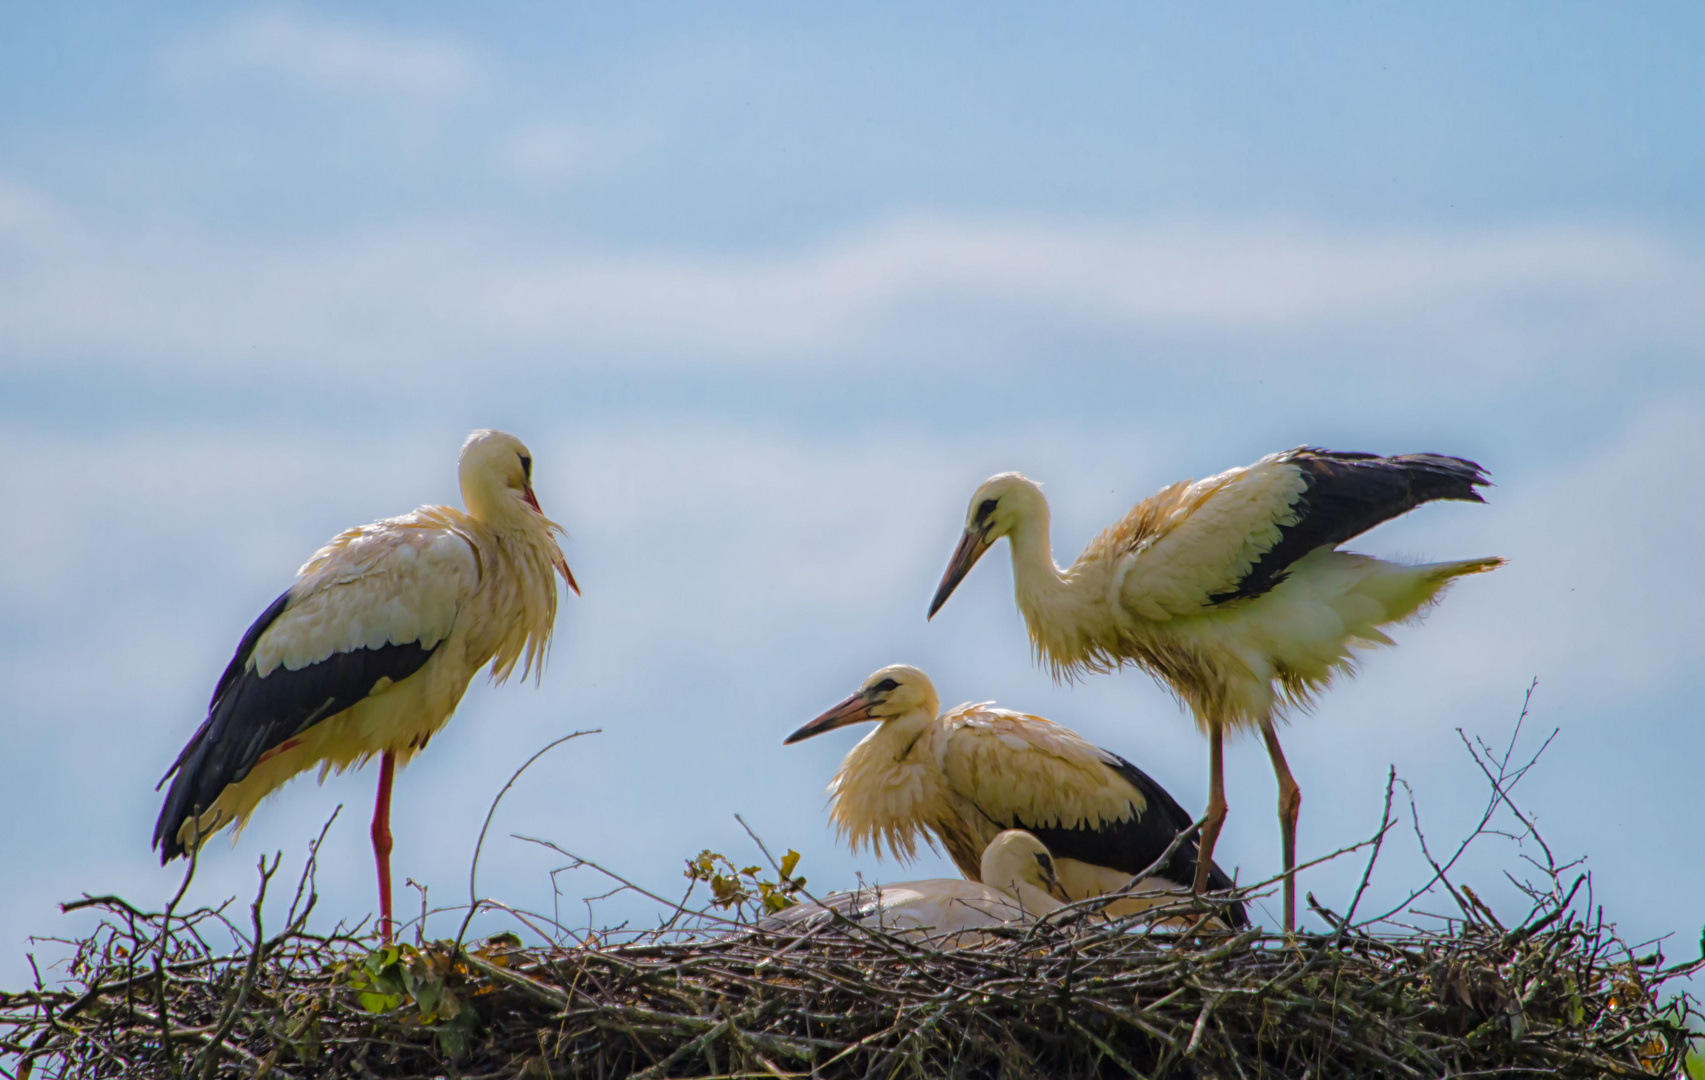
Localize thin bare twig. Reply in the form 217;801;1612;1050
455;729;600;950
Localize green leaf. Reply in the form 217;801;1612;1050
436;1026;468;1060
780;850;801;879
413;975;443;1019
358;991;403;1014
433;998;480;1060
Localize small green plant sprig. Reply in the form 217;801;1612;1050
684;848;807;917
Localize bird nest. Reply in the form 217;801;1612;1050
3;879;1698;1080
6;718;1702;1079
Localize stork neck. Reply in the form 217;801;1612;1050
465;488;534;535
861;704;937;762
1007;513;1076;625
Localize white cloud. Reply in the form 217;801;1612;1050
165;9;476;97
501;123;647;183
0;180;1698;386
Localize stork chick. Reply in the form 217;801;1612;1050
927;447;1502;929
785;665;1246;926
154;429;578;942
759;829;1066;948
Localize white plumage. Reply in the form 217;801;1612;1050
927;448;1501;929
758;829;1066;949
785;665;1246;926
155;429;577;941
254;517;473;675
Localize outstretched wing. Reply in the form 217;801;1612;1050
1111;448;1490;619
154;514;479;859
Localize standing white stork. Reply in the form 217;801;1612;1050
784;665;1247;927
926;447;1502;930
759;829;1067;948
154;430;577;942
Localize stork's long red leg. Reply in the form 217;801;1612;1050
1260;720;1302;932
371;751;397;944
1192;725;1228;896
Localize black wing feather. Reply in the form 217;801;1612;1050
1011;751;1248;927
153;590;437;862
1210;449;1491;605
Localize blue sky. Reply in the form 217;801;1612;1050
3;3;1703;992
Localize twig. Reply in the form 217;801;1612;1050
191;852;278;1079
455;729;599;950
1339;766;1399;936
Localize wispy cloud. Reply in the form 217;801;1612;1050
164;9;476;98
500;123;650;184
0;177;1700;386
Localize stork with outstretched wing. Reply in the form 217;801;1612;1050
927;448;1501;929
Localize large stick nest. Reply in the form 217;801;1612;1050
6;712;1701;1079
2;880;1698;1080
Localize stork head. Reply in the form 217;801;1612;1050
459;429;580;595
979;830;1069;915
783;664;938;745
928;472;1045;618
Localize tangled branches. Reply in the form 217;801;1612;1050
3;875;1697;1079
5;701;1701;1078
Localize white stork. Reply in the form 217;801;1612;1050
926;447;1502;930
784;665;1247;927
154;429;577;942
758;829;1067;948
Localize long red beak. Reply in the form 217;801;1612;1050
784;691;876;745
522;485;543;514
927;527;993;619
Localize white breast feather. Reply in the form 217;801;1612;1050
827;724;941;862
252;513;480;676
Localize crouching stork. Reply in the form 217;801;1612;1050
785;665;1247;927
759;829;1068;948
154;429;578;942
927;447;1502;929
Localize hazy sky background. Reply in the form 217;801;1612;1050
3;3;1702;993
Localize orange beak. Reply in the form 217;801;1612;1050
927;525;993;619
784;691;877;745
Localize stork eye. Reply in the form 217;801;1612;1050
872;677;899;694
976;498;998;522
518;454;533;481
1036;853;1054;873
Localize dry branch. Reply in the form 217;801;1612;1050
8;705;1700;1079
5;860;1697;1079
